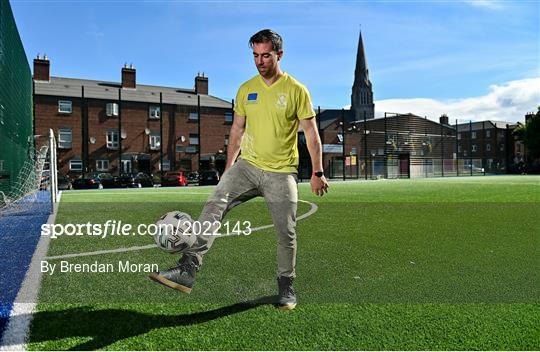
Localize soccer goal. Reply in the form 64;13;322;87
0;129;58;215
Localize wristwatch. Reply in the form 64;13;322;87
313;171;324;177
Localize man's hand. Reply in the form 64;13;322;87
310;175;329;196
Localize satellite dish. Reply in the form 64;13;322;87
180;135;186;142
144;128;150;135
89;136;96;144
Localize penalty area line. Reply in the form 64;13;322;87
44;199;318;261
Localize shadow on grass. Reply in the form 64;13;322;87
17;295;277;350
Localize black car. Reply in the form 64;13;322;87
57;173;73;190
187;171;199;184
198;170;220;186
72;172;118;190
118;172;154;188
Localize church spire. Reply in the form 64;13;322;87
351;30;375;120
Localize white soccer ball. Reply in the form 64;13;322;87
154;211;195;253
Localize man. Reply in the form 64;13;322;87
150;29;329;310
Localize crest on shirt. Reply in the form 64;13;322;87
247;92;258;105
276;93;288;110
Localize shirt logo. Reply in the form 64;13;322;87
276;93;287;110
247;93;258;105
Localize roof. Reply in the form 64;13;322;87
34;76;232;109
456;120;518;132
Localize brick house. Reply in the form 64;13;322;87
33;56;233;178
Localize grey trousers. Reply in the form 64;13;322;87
184;158;298;278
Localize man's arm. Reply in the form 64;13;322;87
224;114;246;172
299;117;329;196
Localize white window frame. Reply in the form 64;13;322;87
471;131;477;139
486;130;491;138
457;133;461;140
58;100;72;114
458;145;462;153
337;133;343;143
472;144;477;152
149;133;161;150
225;112;233;123
149;106;160;119
58;128;72;149
69;159;82;171
486;143;491;152
159;159;170;171
106;130;119;150
189;133;199;145
189;112;199;121
106;103;119;117
96;160;109;172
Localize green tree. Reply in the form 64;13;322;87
514;106;540;160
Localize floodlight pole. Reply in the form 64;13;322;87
160;92;164;178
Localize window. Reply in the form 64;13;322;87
463;151;467;157
337;133;343;143
225;112;233;123
472;144;477;152
224;135;229;146
189;133;199;145
486;130;491;138
106;103;119;117
457;133;461;140
185;146;198;154
96;160;109;171
458;145;462;153
106;130;119;149
58;129;72;149
159;160;170;171
58;100;72;114
70;159;82;171
149;132;161;150
189;112;199;121
471;131;476;139
149;106;160;119
486;144;491;151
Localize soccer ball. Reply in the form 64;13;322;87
154;211;195;253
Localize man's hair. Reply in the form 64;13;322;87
249;29;283;52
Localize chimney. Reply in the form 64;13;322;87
121;63;136;89
439;114;449;125
525;112;534;124
33;53;50;81
195;72;208;95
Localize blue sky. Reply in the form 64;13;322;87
10;0;540;122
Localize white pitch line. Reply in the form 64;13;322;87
64;191;211;196
44;200;318;261
0;192;62;351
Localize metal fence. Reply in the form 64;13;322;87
0;0;34;205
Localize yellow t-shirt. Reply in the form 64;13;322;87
234;72;315;173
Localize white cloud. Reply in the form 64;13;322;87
372;77;539;124
463;0;505;10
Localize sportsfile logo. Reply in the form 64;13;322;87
40;220;252;239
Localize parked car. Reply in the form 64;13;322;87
161;171;188;187
72;172;118;190
199;170;220;186
187;171;199;184
39;171;73;190
72;174;102;190
118;172;154;188
57;173;73;190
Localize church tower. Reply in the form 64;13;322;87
351;30;375;120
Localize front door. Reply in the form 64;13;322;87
121;160;132;174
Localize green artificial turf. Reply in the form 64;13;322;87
28;175;540;350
